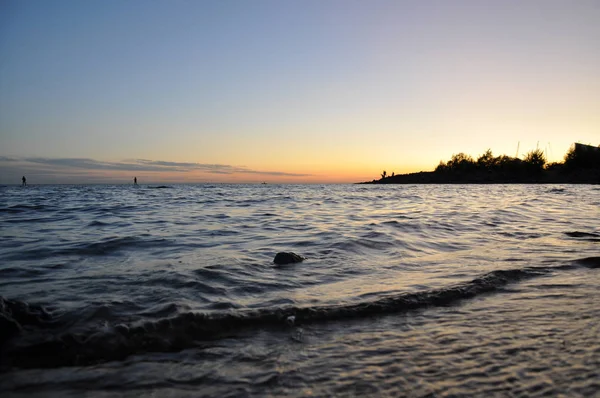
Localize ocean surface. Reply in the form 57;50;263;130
1;183;599;397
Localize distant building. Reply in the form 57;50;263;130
569;142;600;170
574;143;600;153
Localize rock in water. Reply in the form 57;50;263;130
274;252;305;265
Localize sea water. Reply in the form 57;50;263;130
0;184;599;397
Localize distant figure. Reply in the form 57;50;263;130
134;177;137;185
22;176;26;186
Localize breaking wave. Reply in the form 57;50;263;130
2;258;596;371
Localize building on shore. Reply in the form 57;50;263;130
574;143;600;153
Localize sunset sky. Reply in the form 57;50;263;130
1;0;598;184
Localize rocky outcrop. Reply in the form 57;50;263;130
274;252;305;265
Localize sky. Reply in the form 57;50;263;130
1;0;598;184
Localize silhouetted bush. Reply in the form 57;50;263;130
495;155;522;174
435;161;448;173
447;153;476;173
523;149;546;172
477;149;496;170
545;162;564;172
374;143;598;183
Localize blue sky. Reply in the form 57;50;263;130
1;0;598;183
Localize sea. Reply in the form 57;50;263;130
0;183;599;397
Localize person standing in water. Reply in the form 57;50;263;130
22;176;26;186
134;177;137;185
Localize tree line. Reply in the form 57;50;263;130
377;143;600;183
380;144;599;179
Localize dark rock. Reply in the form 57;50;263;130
274;252;305;265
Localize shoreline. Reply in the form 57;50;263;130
361;169;600;184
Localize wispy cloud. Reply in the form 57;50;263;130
0;156;19;162
0;156;312;182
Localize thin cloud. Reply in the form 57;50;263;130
1;156;312;178
241;169;313;177
132;159;312;177
24;157;177;172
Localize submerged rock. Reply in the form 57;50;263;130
274;252;305;265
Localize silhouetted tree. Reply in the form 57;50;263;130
435;161;448;173
477;149;495;170
564;145;576;165
377;143;598;183
523;149;546;171
447;153;475;172
495;155;523;175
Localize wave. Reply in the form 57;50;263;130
574;256;600;268
0;204;51;214
565;231;600;238
4;261;588;371
6;236;172;260
565;231;600;242
0;296;55;346
87;220;110;227
2;256;597;371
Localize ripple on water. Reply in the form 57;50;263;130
0;184;599;396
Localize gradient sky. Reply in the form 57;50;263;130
1;0;598;184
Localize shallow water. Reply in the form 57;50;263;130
1;184;599;396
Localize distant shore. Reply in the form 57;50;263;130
361;169;600;184
362;143;600;184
